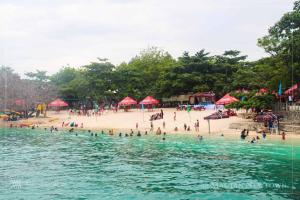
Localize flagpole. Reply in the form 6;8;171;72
207;119;211;134
142;103;145;122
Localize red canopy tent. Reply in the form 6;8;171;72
216;94;239;105
118;96;137;106
48;99;68;107
139;96;159;105
259;88;268;93
285;83;298;95
15;99;24;106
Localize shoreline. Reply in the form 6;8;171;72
1;120;300;145
1;109;300;143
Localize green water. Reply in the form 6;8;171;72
0;128;299;200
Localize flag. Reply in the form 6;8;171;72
187;104;191;113
141;103;144;110
278;81;282;96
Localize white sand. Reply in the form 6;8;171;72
44;108;244;134
3;108;300;142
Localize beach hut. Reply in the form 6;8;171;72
216;93;239;105
189;92;215;105
118;96;137;111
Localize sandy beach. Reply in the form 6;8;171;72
2;108;300;143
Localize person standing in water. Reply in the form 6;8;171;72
262;131;267;139
156;127;162;135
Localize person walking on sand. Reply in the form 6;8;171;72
136;122;138;129
196;120;200;132
281;131;286;140
150;121;154;131
173;112;176;121
163;121;166;129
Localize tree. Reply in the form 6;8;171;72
258;0;300;88
25;70;49;82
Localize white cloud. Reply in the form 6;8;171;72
0;0;294;75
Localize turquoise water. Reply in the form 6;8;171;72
0;128;299;200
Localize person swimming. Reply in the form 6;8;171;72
101;130;104;134
75;133;78;136
162;137;166;140
130;129;134;136
125;133;129;137
69;128;74;132
137;131;141;136
119;132;122;137
95;133;97;137
198;135;203;141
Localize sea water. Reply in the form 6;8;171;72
0;128;299;200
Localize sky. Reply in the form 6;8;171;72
0;0;295;75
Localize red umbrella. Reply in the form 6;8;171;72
118;96;137;106
139;96;159;105
216;94;239;105
48;99;68;107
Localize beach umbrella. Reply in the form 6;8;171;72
118;96;137;106
48;99;68;107
139;96;159;105
216;93;239;105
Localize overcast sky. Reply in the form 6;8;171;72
0;0;295;75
